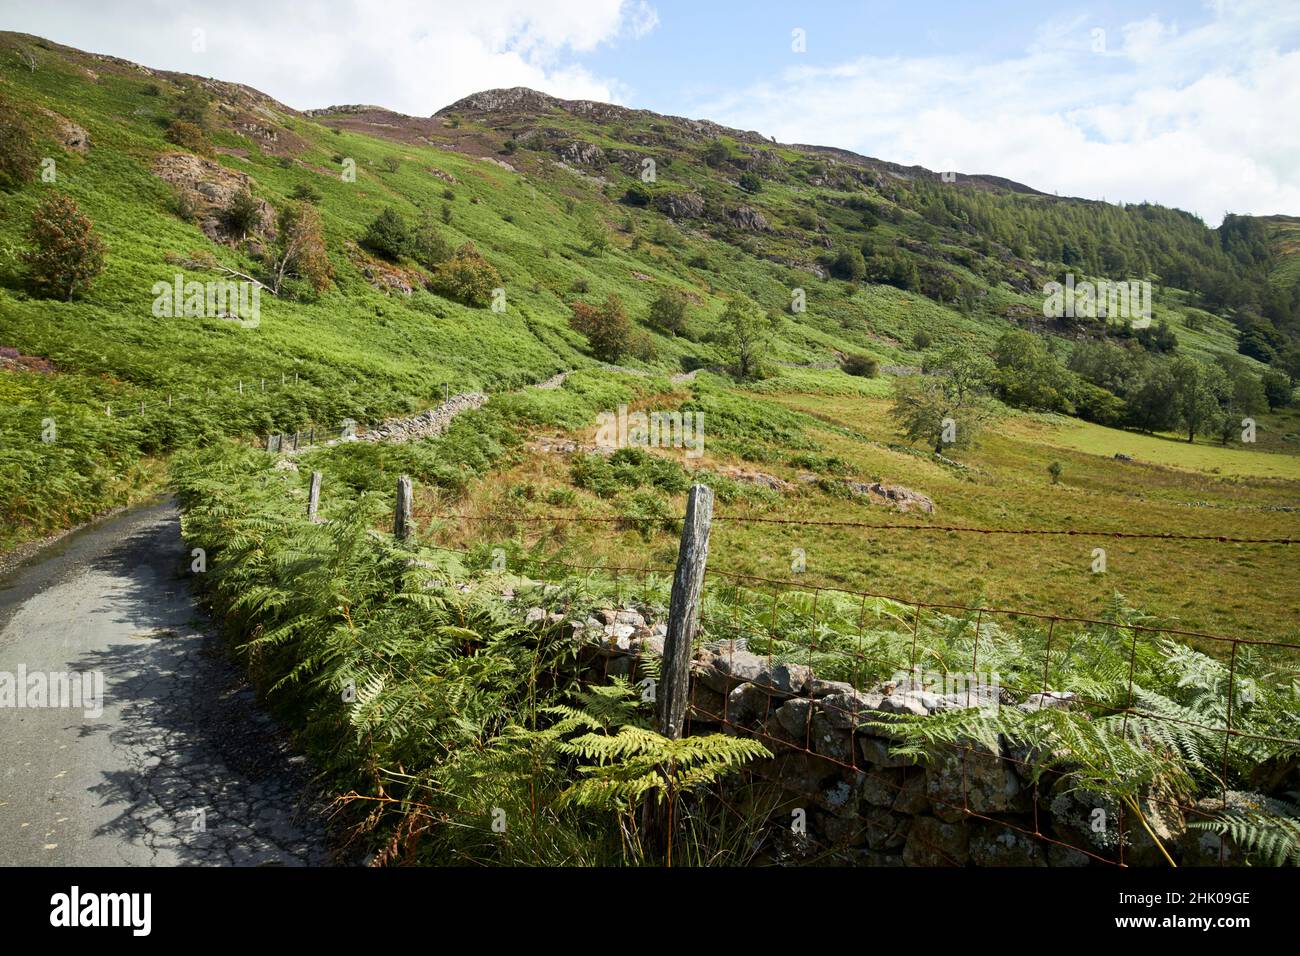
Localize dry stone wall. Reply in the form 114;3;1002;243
515;591;1253;867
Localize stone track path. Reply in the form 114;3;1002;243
0;501;329;866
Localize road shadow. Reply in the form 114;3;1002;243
65;504;332;866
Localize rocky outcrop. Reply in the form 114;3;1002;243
713;466;793;493
652;191;705;220
41;109;89;153
728;205;771;232
842;480;936;514
437;87;773;147
555;140;605;167
153;152;274;244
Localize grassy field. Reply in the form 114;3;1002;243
378;377;1300;645
1017;414;1300;478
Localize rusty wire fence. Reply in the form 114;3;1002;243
391;487;1300;867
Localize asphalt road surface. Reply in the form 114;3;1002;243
0;499;328;866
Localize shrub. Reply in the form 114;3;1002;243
270;202;332;294
173;187;201;223
409;211;454;270
620;488;677;541
912;329;933;350
570;294;635;362
224;189;264;238
164;119;210;154
0;97;38;190
1047;461;1063;484
581;219;609;255
687;251;715;272
23;192;106;300
738;171;762;193
440;202;452;224
648;287;690;337
362;206;410;260
571;277;591;294
842;353;879;377
290;182;322;203
428;242;501;307
1073;380;1127;426
571;448;690;499
381;156;400;173
702;140;730;168
1262;368;1294;409
544;487;577;508
828;246;866;281
174;83;211;128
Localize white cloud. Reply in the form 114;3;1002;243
2;0;657;114
695;0;1300;224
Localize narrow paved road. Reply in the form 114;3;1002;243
0;500;328;866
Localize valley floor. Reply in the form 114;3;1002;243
420;384;1300;645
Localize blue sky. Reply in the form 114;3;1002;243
4;0;1298;223
585;0;1214;112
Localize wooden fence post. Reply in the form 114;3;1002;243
394;475;413;540
308;470;321;520
659;483;713;739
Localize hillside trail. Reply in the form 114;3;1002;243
0;500;330;865
0;364;690;865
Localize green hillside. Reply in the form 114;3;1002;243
1;29;1297;626
3;30;1298;871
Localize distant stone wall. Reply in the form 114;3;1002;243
523;597;1251;867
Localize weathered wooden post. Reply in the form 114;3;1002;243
394;475;413;540
659;483;714;739
307;470;322;521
